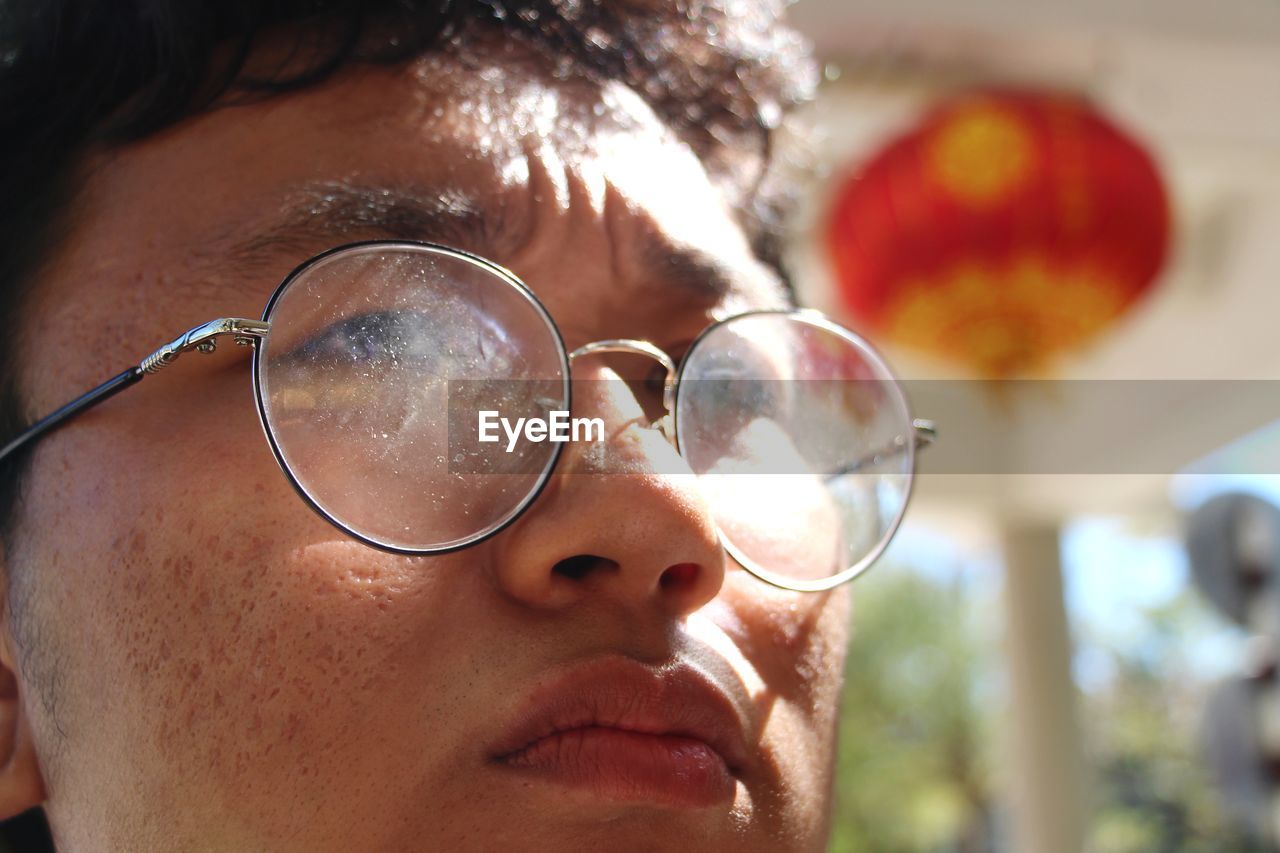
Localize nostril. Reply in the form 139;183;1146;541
658;562;700;591
552;554;619;580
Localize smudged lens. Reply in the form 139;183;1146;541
254;244;569;553
673;312;915;589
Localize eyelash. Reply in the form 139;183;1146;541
286;310;431;368
285;315;702;417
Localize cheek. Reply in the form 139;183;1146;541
704;577;850;841
14;379;493;833
716;574;851;720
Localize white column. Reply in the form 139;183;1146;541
1000;522;1087;853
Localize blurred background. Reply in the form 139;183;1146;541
778;0;1280;851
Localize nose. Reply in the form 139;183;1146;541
490;359;726;616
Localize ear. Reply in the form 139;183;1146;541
0;591;47;818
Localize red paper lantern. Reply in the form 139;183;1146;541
826;89;1170;376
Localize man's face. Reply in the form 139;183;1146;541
2;33;849;853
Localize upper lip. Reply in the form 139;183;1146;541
490;655;753;775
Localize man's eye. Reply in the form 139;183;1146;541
286;310;436;368
682;348;793;425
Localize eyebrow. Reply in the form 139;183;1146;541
218;180;789;305
638;238;735;301
221;181;522;273
624;212;794;306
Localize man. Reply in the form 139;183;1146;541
0;1;918;850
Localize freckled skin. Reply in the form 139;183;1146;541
1;35;850;853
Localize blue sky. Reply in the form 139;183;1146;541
1061;514;1248;691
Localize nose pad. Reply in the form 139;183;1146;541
488;357;725;616
575;354;671;436
568;339;676;433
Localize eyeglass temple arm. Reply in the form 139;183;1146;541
823;419;937;481
0;318;269;464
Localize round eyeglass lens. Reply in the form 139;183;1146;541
254;243;569;553
674;312;914;589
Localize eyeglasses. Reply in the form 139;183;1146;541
0;241;934;592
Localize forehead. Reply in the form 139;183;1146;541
23;34;783;406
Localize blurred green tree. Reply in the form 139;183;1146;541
1082;589;1264;853
830;568;997;853
829;566;1264;853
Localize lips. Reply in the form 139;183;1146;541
490;656;751;808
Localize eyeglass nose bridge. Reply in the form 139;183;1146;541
567;339;678;441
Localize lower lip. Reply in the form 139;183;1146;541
499;727;736;808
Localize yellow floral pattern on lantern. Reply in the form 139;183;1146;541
927;102;1036;207
884;254;1127;376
